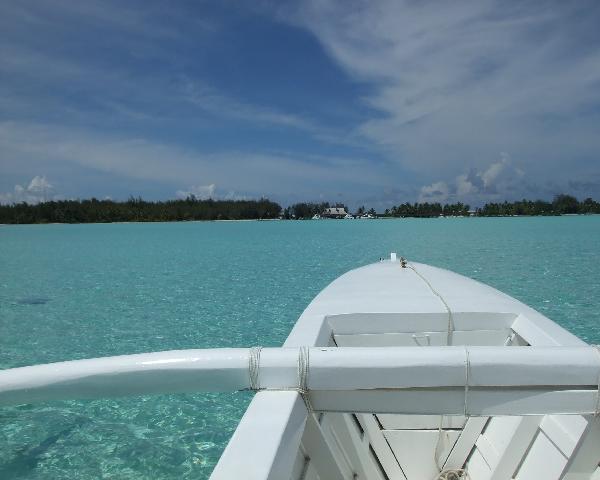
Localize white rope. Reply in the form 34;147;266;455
433;416;446;472
434;469;470;480
298;346;313;412
248;346;262;391
407;263;454;346
248;346;313;411
433;348;471;473
405;259;469;480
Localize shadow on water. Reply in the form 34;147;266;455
16;297;50;305
0;418;88;478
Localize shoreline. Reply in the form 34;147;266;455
1;213;598;226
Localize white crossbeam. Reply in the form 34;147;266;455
1;347;599;415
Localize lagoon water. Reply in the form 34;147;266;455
1;217;599;479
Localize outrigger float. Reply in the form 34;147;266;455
1;255;599;479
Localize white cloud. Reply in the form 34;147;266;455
27;175;53;194
0;175;55;204
284;1;600;179
0;121;389;201
176;183;216;200
418;181;450;203
0;3;352;150
222;190;249;201
419;154;527;204
181;78;316;132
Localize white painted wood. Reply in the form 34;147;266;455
3;346;598;406
378;414;467;430
514;431;568;480
540;415;588;458
475;433;500;469
210;391;307;480
468;389;599;416
511;314;587;348
487;416;541;480
318;413;370;479
443;417;489;470
300;413;347;480
327;312;517;335
561;417;600;480
291;448;308;480
466;347;600;387
465;448;492;479
303;460;320;480
209;260;599;480
481;417;523;462
309;389;599;416
321;414;375;480
357;413;407;479
338;414;391;480
383;429;461;480
512;314;563;346
511;332;530;346
334;329;511;347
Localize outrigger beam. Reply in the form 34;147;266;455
1;346;599;416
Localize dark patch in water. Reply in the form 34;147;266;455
17;297;50;305
0;421;83;477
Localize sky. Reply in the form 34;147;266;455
1;0;600;209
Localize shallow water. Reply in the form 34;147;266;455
1;217;599;478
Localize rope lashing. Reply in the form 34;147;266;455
248;346;262;391
248;346;313;412
298;346;313;412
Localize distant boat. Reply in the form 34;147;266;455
1;255;599;479
311;214;321;220
344;213;354;219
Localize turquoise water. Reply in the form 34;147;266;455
1;217;599;479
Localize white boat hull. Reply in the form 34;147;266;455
212;258;600;480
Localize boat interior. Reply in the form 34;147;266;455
285;312;600;480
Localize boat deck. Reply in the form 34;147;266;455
211;259;600;480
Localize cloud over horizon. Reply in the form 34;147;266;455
0;175;56;205
419;154;529;204
175;184;216;201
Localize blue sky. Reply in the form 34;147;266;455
1;0;600;208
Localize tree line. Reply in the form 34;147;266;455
383;202;470;218
282;202;349;219
1;194;599;224
477;195;600;216
0;196;282;224
381;195;600;218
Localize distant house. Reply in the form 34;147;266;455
322;207;348;219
